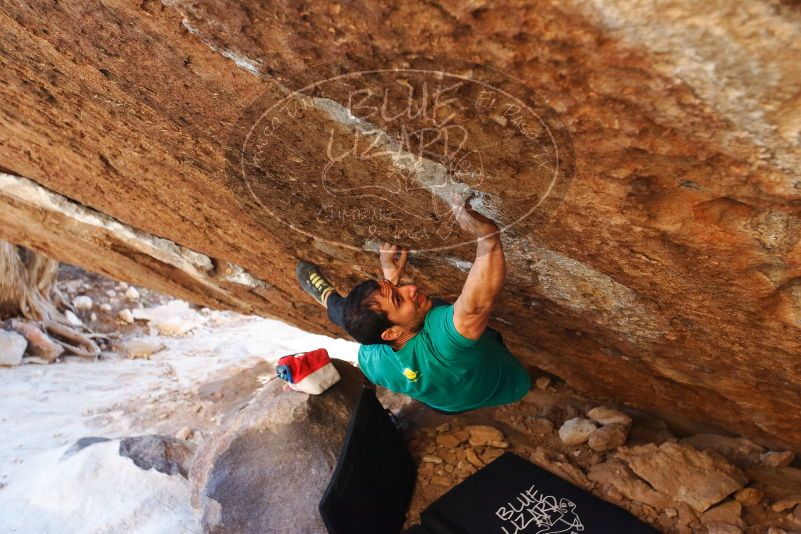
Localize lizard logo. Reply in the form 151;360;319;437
403;368;421;382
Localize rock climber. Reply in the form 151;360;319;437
296;197;531;413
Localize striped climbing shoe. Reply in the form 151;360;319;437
296;260;336;307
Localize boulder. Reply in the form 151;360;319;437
587;406;632;427
558;417;597;446
190;359;365;533
119;435;195;478
616;442;747;513
0;330;26;366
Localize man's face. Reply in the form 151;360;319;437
367;279;433;334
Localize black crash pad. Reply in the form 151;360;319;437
319;386;417;534
404;452;659;534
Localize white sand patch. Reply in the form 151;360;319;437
1;441;195;534
0;302;359;533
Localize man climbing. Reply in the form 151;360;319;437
296;197;531;413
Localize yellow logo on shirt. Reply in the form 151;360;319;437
403;368;420;382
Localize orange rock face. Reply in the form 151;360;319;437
1;1;800;447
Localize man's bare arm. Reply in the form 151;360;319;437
452;199;505;340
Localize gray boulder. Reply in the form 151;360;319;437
119;435;195;478
190;359;365;534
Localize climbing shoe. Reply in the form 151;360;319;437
296;261;337;308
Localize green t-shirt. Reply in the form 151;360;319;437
357;304;531;412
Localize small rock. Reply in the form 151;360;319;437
8;319;63;362
466;425;505;446
588;423;628;452
99;303;112;313
435;423;450;433
488;440;509;449
767;528;788;534
65;310;83;327
771;495;801;513
681;434;765;461
431;476;450;486
22;356;50;365
734;487;762;506
588;461;672;509
0;330;27;366
558;417;597;446
118;282;129;291
422;455;443;464
587;406;632;427
118;337;165;359
527;417;555;435
701;501;742;526
118;309;134;324
105;289;117;298
465;448;484;468
665;508;678;518
73;295;93;310
760;450;795;468
436;434;462;449
125;286;140;301
90;312;97;322
480;448;504;464
535;376;551;390
705;524;742;534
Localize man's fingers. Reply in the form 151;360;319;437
398;248;409;267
